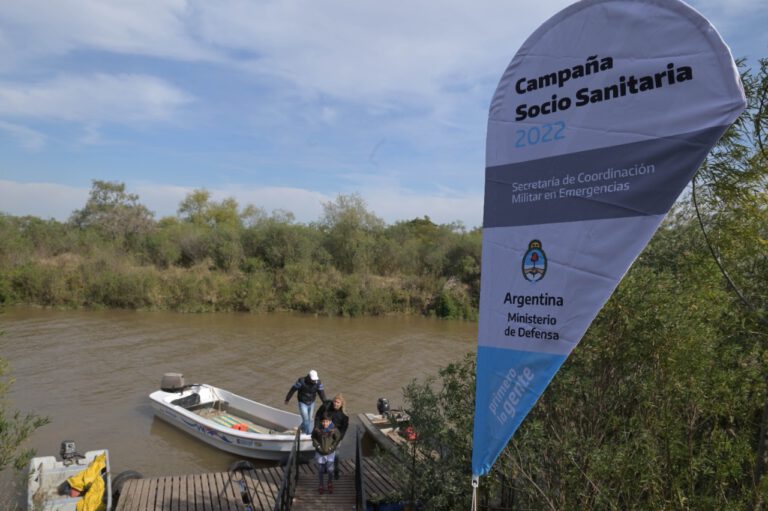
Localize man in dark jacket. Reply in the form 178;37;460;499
285;369;327;434
314;393;348;479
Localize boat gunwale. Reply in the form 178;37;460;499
149;384;310;444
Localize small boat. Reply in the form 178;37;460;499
27;442;112;511
149;373;313;461
358;398;413;456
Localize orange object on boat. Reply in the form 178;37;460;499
233;423;249;432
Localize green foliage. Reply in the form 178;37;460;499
433;279;476;320
385;354;477;511
0;181;484;317
502;259;761;510
0;353;50;472
320;193;385;273
70;180;154;248
389;250;766;509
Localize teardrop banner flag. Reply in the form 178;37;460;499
472;0;745;478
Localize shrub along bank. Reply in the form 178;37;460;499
0;189;480;319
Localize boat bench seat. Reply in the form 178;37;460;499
187;400;228;412
196;408;294;435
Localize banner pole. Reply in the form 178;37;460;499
471;476;479;511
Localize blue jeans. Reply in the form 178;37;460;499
299;401;315;434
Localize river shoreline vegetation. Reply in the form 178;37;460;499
0;189;481;320
381;60;768;510
0;316;50;510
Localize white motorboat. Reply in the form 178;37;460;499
27;442;112;511
149;373;313;461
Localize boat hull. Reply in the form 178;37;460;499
27;449;112;511
150;384;314;461
358;412;408;456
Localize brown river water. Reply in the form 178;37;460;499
0;306;476;497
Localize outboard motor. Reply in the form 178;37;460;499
60;440;82;466
161;372;186;392
377;397;390;416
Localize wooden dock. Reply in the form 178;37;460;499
115;457;400;511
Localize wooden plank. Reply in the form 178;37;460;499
149;477;161;511
362;460;387;496
363;457;400;500
268;466;287;510
193;473;206;511
160;476;171;511
115;457;404;511
179;474;190;511
137;477;152;511
207;472;223;511
222;471;242;511
116;477;140;511
261;466;283;502
229;471;256;511
137;477;153;511
124;477;141;511
291;459;357;511
236;471;259;510
152;476;163;511
171;475;181;511
244;469;275;511
215;472;230;511
230;472;250;511
204;472;222;511
217;471;245;511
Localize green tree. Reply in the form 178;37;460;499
386;354;477;511
177;189;244;229
177;190;248;270
0;364;48;471
0;330;49;472
70;180;154;248
319;193;384;274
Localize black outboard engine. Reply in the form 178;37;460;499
377;397;390;416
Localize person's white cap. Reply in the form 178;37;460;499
309;370;319;381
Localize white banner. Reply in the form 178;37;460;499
472;0;745;478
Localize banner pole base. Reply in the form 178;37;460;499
471;476;479;511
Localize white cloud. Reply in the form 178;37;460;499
361;186;483;228
0;0;220;63
0;74;193;123
0;1;759;113
0;180;87;220
0;121;46;150
0;0;573;106
194;1;573;103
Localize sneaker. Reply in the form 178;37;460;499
327;482;334;494
318;486;324;495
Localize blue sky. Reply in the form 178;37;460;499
0;0;765;228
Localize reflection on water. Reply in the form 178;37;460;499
0;306;476;479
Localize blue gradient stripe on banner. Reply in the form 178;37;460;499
472;346;568;476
